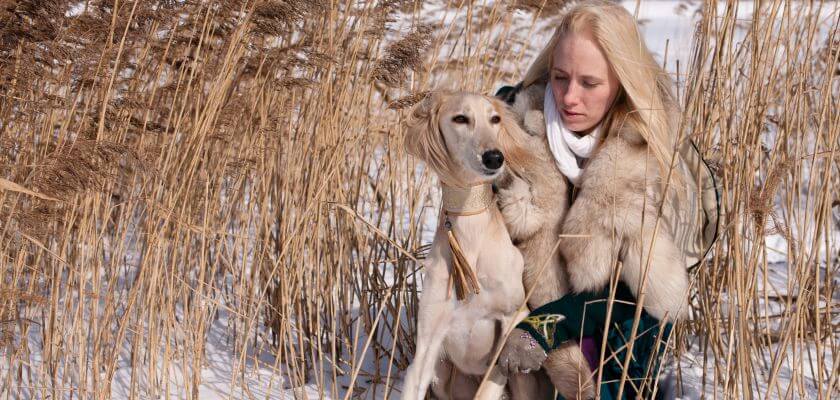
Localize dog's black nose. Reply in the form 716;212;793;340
482;149;504;170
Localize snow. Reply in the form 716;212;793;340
621;0;699;73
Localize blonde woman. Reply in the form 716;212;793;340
494;1;719;399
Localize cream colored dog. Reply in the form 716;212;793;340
401;92;543;400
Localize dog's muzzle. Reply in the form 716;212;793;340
481;149;504;170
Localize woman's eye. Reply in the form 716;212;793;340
490;115;501;124
582;81;599;88
554;75;568;81
452;115;469;124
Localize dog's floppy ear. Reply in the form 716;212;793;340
492;97;533;174
403;92;461;185
403;93;438;159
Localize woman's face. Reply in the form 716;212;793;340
550;32;620;134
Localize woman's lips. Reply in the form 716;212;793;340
562;109;584;119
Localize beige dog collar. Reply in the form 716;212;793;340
441;184;494;216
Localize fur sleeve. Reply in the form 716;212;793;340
560;180;624;295
560;135;689;321
496;171;545;241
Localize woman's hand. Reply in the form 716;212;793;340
497;328;547;375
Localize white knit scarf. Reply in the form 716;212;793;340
544;84;603;186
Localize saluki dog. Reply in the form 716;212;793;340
401;92;544;400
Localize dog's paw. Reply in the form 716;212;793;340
497;328;547;376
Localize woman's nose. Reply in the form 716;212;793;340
563;82;580;106
563;85;579;107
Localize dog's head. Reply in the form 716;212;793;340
404;92;529;187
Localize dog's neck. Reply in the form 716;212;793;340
441;184;494;216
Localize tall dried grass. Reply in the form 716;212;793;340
0;0;836;399
676;2;839;398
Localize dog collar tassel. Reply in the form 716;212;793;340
444;217;481;300
441;184;491;300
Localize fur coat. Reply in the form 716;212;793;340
496;80;719;321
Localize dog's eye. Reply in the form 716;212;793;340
490;115;501;124
452;115;469;124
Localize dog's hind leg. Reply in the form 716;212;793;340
474;365;508;400
430;359;480;400
508;371;554;400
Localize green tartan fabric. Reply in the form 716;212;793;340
516;282;672;400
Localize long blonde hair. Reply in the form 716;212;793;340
524;0;682;185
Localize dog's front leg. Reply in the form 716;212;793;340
403;306;452;400
403;250;454;400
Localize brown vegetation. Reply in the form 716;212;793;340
0;0;836;399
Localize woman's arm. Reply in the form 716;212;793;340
560;135;689;321
560;187;622;294
618;210;689;321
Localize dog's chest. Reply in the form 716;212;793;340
456;269;523;316
473;258;525;311
443;290;518;374
428;217;526;373
441;254;525;374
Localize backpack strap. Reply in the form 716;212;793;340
686;139;721;272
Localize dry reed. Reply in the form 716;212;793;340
0;0;836;399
